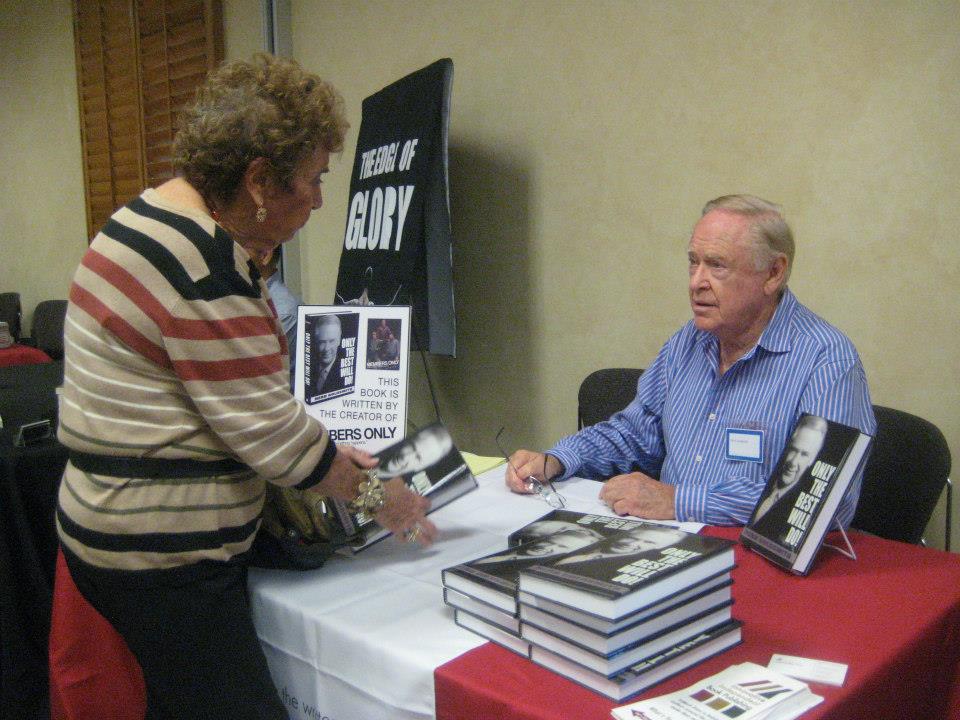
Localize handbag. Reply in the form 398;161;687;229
249;485;361;570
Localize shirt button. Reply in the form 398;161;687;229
695;455;703;463
708;413;717;421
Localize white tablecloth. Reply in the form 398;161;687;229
249;468;701;720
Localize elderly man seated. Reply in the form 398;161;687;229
506;194;875;526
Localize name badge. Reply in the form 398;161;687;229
726;428;763;462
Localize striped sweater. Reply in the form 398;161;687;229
56;189;335;573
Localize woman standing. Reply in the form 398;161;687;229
55;54;436;719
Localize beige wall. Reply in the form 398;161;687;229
2;1;957;547
287;0;960;546
0;0;86;331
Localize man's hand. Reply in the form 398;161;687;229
373;478;438;547
505;450;564;494
599;472;676;520
311;445;378;502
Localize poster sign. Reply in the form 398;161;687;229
294;305;410;452
333;58;456;356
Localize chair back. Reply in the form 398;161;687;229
851;405;952;545
577;368;644;429
0;292;21;341
31;300;68;360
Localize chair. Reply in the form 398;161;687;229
577;368;644;429
30;300;68;360
0;428;69;719
851;405;953;550
0;293;22;342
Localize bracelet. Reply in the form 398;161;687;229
348;469;386;515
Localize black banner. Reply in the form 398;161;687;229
334;59;456;356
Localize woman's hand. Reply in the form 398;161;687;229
373;478;438;547
313;446;378;501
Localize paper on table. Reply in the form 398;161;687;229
559;476;705;534
611;662;823;720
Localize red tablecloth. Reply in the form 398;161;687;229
0;344;51;367
435;527;960;720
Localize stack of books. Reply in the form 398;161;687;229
442;510;741;701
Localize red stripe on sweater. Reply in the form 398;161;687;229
82;250;277;340
173;353;283;382
69;283;172;369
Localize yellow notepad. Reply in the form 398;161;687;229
460;452;506;476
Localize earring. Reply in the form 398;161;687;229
255;206;267;223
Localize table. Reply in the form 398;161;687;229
249;467;613;720
435;526;960;720
249;468;960;720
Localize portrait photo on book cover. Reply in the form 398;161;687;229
548;525;691;577
366;317;402;371
375;423;467;497
303;311;359;405
747;414;859;548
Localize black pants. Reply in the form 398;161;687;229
66;554;287;720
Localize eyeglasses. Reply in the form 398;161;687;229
494;427;566;509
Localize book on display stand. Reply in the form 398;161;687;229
740;413;873;575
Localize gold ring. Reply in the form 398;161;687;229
405;524;422;541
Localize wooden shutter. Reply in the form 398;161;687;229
73;0;223;240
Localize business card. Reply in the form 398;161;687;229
768;654;848;686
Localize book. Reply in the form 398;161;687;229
333;423;477;551
441;535;589;614
517;524;736;621
519;579;733;656
443;587;520;635
522;604;733;676
507;509;679;548
442;511;664;614
530;619;743;702
611;660;823;720
454;609;530;657
517;572;732;635
740;413;873;575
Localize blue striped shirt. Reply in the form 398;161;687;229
549;289;876;526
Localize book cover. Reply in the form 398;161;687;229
508;509;679;548
531;619;743;702
441;524;612;614
335;423;477;551
517;524;736;621
740;413;873;575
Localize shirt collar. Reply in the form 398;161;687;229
694;286;797;362
755;287;797;354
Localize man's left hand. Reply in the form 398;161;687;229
599;472;676;520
